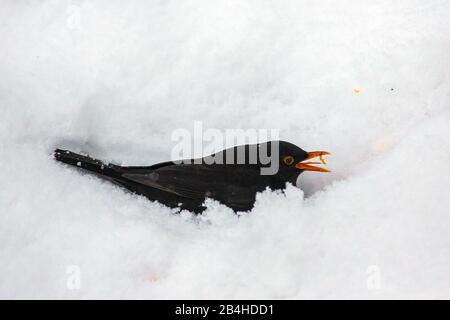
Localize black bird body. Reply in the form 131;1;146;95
54;141;329;213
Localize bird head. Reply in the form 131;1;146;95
276;141;331;174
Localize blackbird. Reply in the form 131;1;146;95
54;141;330;213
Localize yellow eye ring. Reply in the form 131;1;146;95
283;156;294;165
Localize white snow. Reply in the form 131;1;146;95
1;0;450;299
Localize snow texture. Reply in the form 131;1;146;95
1;0;450;299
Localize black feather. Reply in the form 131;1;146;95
54;141;312;213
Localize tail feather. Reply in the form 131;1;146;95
54;149;121;179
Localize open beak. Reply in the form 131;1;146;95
295;151;331;172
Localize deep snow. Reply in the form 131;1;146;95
0;0;449;299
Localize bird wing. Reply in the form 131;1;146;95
122;169;205;199
122;163;263;205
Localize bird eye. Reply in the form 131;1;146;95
283;156;294;165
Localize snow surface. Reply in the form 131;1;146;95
1;0;450;299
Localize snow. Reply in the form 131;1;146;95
1;0;450;299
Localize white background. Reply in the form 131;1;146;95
0;0;449;298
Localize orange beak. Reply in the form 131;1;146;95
295;151;331;172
